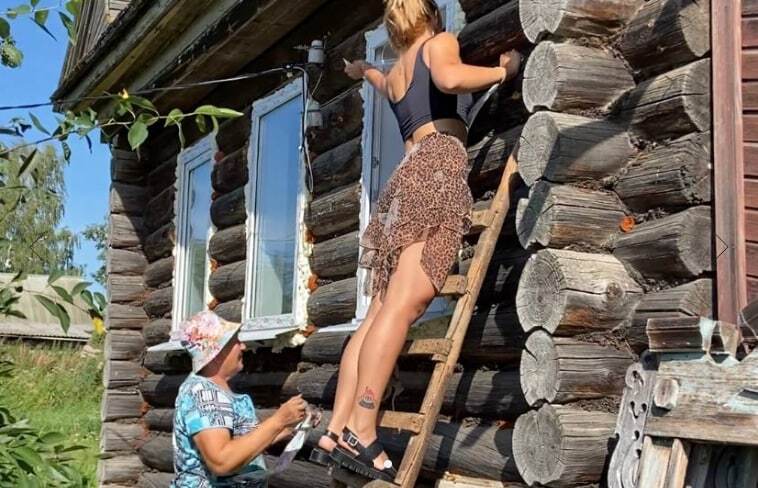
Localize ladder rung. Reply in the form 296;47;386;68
469;209;493;234
403;338;452;359
377;411;425;434
439;275;467;296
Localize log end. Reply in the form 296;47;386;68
513;405;563;486
521;329;558;406
515;252;565;334
522;41;559;112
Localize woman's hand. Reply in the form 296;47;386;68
499;50;523;82
274;394;307;427
344;59;371;80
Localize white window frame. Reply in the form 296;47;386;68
240;80;311;342
170;134;217;331
345;0;465;331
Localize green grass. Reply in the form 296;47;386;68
0;341;103;487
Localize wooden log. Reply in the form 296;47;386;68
104;360;142;389
644;353;758;446
310;137;362;196
214;298;243;322
468;125;523;187
110;214;143;249
107;303;148;330
305;182;361;239
111;149;145;184
645;317;756;354
301;331;351;364
522;41;634;113
519;0;642;42
102;390;143;421
100;422;144;454
144;319;171;346
518;111;634;185
616;0;710;79
620;59;711;141
143;185;175;232
215;108;251;155
307;277;357;327
627;279;712;352
317;36;367;105
459;247;531;305
460;0;512;22
143;287;174;318
146;156;176;198
210;186;246;229
267;456;332;488
208;260;245;302
208;224;246;264
512;404;616;487
520;329;633;405
144;408;175;432
144;349;191;374
516;181;626;249
106;330;145;361
107;249;148;276
110;182;147;215
614;131;712;212
144;223;175;262
139;434;174;473
459;0;526;66
144;256;174;288
108;275;145;304
310;230;359;279
613;206;712;280
211;145;248;194
97;455;143;484
516;249;643;335
138;472;175;488
307;87;363;155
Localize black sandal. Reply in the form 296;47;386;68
330;428;397;482
309;430;339;466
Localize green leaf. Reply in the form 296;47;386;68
85;134;93;153
14;5;32;15
59;12;75;43
29;112;49;135
58;303;71;333
40;432;65;445
11;270;26;283
34;9;48;25
130;96;157;114
195;105;243;119
65;0;81;18
61;142;71;162
128;121;148;150
80;289;94;309
195;114;207;133
31;0;40;7
1;40;24;68
34;295;61;320
13;446;43;471
47;269;64;284
94;291;106;310
5;310;26;319
0;18;10;38
71;281;90;297
165;108;183;127
50;285;73;305
17;148;36;177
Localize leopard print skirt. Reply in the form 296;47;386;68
359;132;473;297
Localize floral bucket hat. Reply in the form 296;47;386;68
172;311;242;373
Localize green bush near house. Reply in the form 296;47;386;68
0;341;103;487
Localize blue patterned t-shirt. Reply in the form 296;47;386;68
171;374;268;487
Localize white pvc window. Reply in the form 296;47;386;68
242;80;310;340
171;135;216;329
351;0;465;326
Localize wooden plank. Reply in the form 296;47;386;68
747;178;758;209
403;338;452;358
743;49;758;79
663;439;690;488
469;209;493;235
683;444;711;488
748;210;758;242
637;437;672;488
748;242;758;277
744;18;758;48
750;277;758;301
745;114;758;142
746;143;758;176
377;411;424;434
714;0;748;323
744;82;758;109
745;0;758;16
439;275;467;297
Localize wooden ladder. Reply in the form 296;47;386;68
332;151;520;488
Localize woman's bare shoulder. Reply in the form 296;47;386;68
427;32;460;58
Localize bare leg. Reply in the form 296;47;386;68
345;241;436;469
317;293;384;452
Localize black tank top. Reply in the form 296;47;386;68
388;39;462;141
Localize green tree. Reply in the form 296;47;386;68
81;218;106;287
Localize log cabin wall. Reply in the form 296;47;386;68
743;1;758;301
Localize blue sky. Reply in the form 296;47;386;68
1;4;110;292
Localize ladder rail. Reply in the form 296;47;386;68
394;153;520;487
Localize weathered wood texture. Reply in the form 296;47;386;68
214;298;243;323
97;455;143;484
628;279;713;352
305;182;361;239
144;349;192;374
144;319;171;347
613;206;712;280
468;125;523;187
110;183;147;215
513;404;616;487
144;408;175;433
307;277;357;327
460;0;512;22
102;390;143;422
107;303;148;330
108;275;145;304
310;230;359;279
106;330;146;361
646;317;756;354
108;249;148;276
111;149;145;184
614;131;712;212
146;156;176;198
144;223;175;262
211;145;248;193
109;214;143;249
307;87;363;155
621;59;711;140
516;181;626;249
138;472;175;488
100;422;144;454
519;0;642;42
208;260;245;302
459;247;531;305
516;249;643;335
138;434;174;473
523;41;634;113
215;110;252;155
518;111;634;185
210;186;246;229
616;0;710;79
520;329;633;405
459;0;525;66
310;137;362;196
143;256;174;288
104;360;142;389
208;224;246;264
143;286;174;318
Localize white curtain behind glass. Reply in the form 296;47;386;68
186;161;212;318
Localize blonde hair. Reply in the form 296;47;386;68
384;0;443;52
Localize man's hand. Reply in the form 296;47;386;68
274;394;307;427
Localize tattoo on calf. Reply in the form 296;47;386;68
358;387;377;409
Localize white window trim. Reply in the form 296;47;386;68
240;80;311;342
352;1;465;328
170;134;217;332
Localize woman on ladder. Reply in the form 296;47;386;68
311;0;521;481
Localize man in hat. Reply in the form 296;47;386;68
171;311;307;487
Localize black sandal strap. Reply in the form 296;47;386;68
325;430;339;442
342;428;391;467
